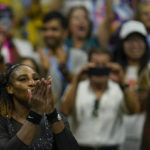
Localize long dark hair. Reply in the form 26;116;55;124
0;73;13;118
0;64;24;118
113;33;149;75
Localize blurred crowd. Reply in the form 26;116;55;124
0;0;150;150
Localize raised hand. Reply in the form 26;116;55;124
45;76;56;114
28;78;48;115
28;77;55;115
76;62;95;82
107;62;125;85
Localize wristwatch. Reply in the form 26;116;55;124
46;109;62;124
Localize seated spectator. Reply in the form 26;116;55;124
61;47;139;150
114;20;150;150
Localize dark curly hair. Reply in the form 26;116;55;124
0;64;25;118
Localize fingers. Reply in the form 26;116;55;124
32;80;40;95
46;77;52;103
30;76;54;114
45;77;56;114
33;77;51;97
28;89;32;98
47;76;52;86
45;76;52;101
27;89;32;106
82;63;95;72
107;62;124;75
38;78;47;97
107;62;121;70
78;63;95;76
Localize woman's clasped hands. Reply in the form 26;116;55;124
28;76;55;115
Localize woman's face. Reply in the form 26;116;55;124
69;8;90;39
8;65;40;108
123;34;146;61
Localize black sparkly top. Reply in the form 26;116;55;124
0;114;79;150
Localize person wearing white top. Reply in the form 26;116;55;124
114;20;150;150
62;48;140;150
74;79;125;147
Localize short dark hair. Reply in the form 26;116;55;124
43;11;67;29
88;47;113;62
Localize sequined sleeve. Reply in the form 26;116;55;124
52;114;79;150
0;116;28;150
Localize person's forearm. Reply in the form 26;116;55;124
37;48;50;72
48;0;63;11
64;71;73;83
105;0;114;21
98;0;114;49
54;126;79;150
123;88;140;114
51;121;65;134
1;136;28;150
61;76;79;115
98;20;110;49
1;121;37;150
16;120;37;145
48;115;79;150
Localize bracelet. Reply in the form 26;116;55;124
26;110;42;125
46;109;62;124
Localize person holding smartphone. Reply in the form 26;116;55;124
61;47;139;150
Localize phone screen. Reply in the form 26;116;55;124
88;67;110;76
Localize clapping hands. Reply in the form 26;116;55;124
28;76;55;115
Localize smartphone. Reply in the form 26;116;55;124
88;67;110;76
